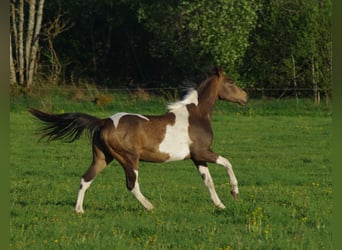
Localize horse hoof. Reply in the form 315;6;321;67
216;203;226;209
231;191;239;199
75;208;85;214
144;203;154;211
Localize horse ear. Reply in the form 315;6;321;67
216;66;223;77
210;66;223;77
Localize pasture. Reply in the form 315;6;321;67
10;90;332;249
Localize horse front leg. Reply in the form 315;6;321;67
216;156;239;198
193;150;239;200
123;164;154;211
193;161;226;209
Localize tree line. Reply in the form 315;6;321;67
10;0;332;100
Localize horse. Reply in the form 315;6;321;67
29;67;248;214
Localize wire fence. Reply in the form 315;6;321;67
11;81;332;108
10;84;332;113
27;85;332;99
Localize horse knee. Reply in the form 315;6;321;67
216;156;232;169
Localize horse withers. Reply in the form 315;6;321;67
29;67;248;213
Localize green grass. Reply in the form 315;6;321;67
10;91;332;249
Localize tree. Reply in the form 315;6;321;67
136;0;258;82
41;13;73;83
40;0;147;85
10;0;45;89
241;0;332;100
29;0;331;96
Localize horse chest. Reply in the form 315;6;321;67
158;107;192;162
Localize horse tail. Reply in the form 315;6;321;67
28;108;105;143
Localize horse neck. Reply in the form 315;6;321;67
196;77;220;118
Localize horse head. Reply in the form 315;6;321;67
215;67;248;105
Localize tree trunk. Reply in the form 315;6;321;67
10;36;16;85
18;0;25;86
10;2;18;85
43;14;73;83
291;55;298;102
10;0;45;89
89;13;97;72
27;0;45;89
312;57;320;104
25;0;36;81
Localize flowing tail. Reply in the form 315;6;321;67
28;108;104;143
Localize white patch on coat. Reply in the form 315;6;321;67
158;90;198;162
167;89;198;111
110;112;149;128
159;106;193;162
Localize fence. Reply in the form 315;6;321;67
11;83;332;105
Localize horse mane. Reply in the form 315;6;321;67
167;74;218;111
167;89;198;111
166;65;224;112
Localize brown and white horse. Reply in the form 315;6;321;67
29;67;248;213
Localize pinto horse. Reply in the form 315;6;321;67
29;67;248;213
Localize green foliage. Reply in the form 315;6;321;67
136;0;258;78
37;0;332;98
241;0;332;94
10;93;332;249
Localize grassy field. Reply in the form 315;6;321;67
10;90;332;249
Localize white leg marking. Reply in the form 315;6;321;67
198;166;226;209
216;156;239;195
75;178;93;214
131;170;154;211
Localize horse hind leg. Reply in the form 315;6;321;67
74;124;114;214
75;156;110;214
75;176;93;214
